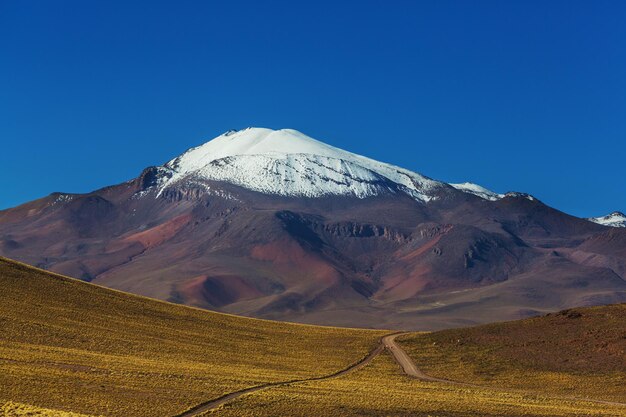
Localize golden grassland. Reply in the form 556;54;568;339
0;258;384;417
398;304;626;403
3;256;625;417
206;350;626;417
1;401;93;417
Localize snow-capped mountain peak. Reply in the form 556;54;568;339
155;127;502;201
166;128;348;170
588;211;626;228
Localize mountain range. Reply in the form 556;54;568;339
2;127;625;329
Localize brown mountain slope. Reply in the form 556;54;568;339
2;174;626;330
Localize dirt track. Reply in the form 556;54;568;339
382;333;455;383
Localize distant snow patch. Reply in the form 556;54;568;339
450;182;503;201
587;212;626;228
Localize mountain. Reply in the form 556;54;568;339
588;211;626;228
1;127;626;329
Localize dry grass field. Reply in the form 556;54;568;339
0;258;384;417
398;304;626;403
206;351;625;417
2;256;625;417
1;401;92;416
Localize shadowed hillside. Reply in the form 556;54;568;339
398;303;626;402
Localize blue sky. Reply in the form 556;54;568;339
1;0;624;217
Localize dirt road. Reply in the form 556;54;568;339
382;333;453;383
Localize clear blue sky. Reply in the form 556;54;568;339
1;1;624;217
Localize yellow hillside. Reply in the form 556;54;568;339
0;258;383;417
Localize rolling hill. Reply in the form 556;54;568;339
0;257;382;416
398;303;626;402
2;128;626;329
